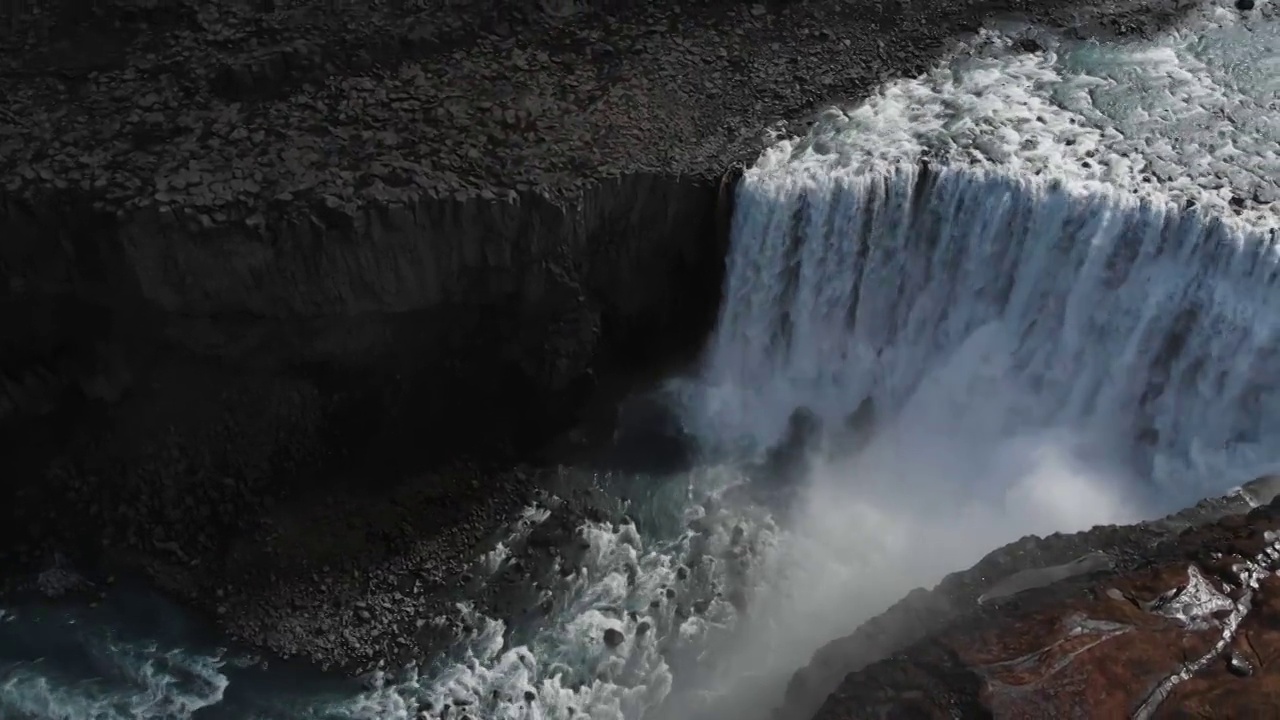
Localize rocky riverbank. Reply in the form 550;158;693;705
783;477;1280;720
1;0;1207;692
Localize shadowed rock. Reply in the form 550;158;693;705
601;392;698;475
976;551;1113;605
829;395;876;459
757;406;823;488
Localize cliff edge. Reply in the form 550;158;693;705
783;477;1280;720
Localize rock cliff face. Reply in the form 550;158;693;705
784;477;1280;720
1;168;726;445
0;163;729;669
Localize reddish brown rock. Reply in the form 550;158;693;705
806;492;1280;720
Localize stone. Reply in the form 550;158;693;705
977;552;1113;605
603;627;625;648
756;406;823;487
1227;650;1254;677
600;392;697;476
798;494;1280;720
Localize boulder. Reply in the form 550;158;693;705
601;392;698;476
756;406;824;487
785;479;1280;720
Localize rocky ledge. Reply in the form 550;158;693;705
783;476;1280;720
1;0;1201;679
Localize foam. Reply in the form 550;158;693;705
752;15;1278;231
0;639;228;720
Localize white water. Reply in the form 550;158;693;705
0;644;227;720
4;7;1278;720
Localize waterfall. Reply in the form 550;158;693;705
692;162;1280;509
684;17;1280;512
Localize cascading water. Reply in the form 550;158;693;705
2;7;1277;720
689;20;1280;486
694;162;1280;506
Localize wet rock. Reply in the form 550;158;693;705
35;555;89;599
977;551;1113;605
756;406;823;486
830;396;877;459
603;627;625;648
601;392;697;476
796;491;1280;720
1013;37;1045;53
1227;650;1253;677
1255;183;1278;204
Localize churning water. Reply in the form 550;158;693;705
3;6;1278;720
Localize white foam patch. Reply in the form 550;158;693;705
762;16;1279;230
309;467;778;720
479;504;553;576
0;641;228;720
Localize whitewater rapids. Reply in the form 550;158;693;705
2;6;1277;720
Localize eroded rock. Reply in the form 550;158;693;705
795;489;1280;720
603;627;625;648
756;406;823;487
601;392;697;475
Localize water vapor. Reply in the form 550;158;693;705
658;333;1147;720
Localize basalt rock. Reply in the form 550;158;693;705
784;476;1280;720
756;406;823;487
599;391;698;476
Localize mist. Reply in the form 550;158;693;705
657;324;1151;720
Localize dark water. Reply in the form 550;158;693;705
0;582;381;720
